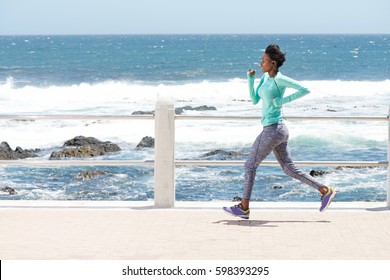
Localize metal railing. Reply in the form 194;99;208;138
1;98;389;208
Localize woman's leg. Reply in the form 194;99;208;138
273;141;325;191
272;124;325;192
242;124;287;209
273;139;337;211
224;123;335;217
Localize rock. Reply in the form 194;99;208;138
49;136;121;159
201;149;243;159
136;136;154;148
175;105;217;115
232;196;242;202
132;105;217;116
273;185;284;189
310;170;329;177
336;166;371;170
0;142;39;160
75;170;107;180
50;144;120;159
63;136;109;147
132;110;154;115
0;186;17;195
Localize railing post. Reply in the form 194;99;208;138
154;96;175;208
388;105;390;208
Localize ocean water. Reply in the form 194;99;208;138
0;34;389;202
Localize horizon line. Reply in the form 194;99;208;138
1;32;389;36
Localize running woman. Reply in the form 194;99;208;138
223;44;336;219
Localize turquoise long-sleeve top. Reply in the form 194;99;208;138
248;71;310;126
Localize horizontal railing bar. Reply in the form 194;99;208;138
0;115;155;121
0;160;155;166
175;115;389;121
174;160;389;167
0;115;388;122
0;160;387;167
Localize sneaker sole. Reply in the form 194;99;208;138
222;207;250;219
320;189;336;212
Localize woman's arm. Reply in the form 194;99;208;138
273;75;310;106
248;71;262;105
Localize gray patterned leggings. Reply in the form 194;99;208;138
243;123;323;200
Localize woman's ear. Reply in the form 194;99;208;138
272;61;278;70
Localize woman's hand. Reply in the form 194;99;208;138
248;69;256;76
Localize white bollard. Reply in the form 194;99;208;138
154;96;175;208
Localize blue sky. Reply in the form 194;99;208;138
0;0;389;35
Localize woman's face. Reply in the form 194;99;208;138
260;53;274;73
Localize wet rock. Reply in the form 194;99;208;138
50;145;120;159
336;166;373;170
49;136;121;159
272;185;284;189
136;136;154;148
63;136;109;147
310;170;329;177
175;105;217;115
201;149;243;160
0;186;17;195
132;110;154;115
0;142;39;160
75;170;107;180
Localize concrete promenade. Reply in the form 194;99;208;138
0;201;390;260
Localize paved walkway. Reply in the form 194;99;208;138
1;201;390;260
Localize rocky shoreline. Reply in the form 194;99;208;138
0;142;40;160
49;136;121;159
0;135;374;196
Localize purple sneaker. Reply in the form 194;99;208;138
319;187;336;212
223;204;250;219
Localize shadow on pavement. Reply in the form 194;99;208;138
214;219;330;227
